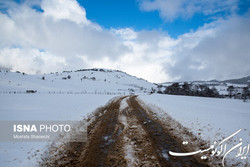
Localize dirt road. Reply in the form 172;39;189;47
40;96;211;167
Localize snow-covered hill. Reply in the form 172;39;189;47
0;68;156;94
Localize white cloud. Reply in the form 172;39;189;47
41;0;89;25
78;29;177;82
139;0;239;21
164;14;250;81
107;14;250;82
0;48;67;74
0;0;129;65
0;0;249;83
112;28;137;41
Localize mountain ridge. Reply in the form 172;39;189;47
162;76;250;85
221;76;250;84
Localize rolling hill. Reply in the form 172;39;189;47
0;68;156;95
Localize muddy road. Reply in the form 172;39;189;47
41;96;212;167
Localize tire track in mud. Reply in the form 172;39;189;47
118;99;161;167
127;96;208;167
41;96;210;167
79;96;127;167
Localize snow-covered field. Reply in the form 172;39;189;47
0;70;249;166
0;94;116;121
0;93;116;167
139;94;250;165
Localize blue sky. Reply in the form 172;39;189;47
0;0;250;82
76;0;250;38
79;0;163;31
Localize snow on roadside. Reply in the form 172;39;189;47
138;94;250;166
0;94;116;167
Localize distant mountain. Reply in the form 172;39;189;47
222;76;250;85
162;76;250;86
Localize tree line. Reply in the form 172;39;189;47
157;82;220;98
157;82;250;101
227;85;250;101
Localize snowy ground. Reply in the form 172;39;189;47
1;93;249;166
0;94;116;167
0;71;249;167
139;94;250;166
